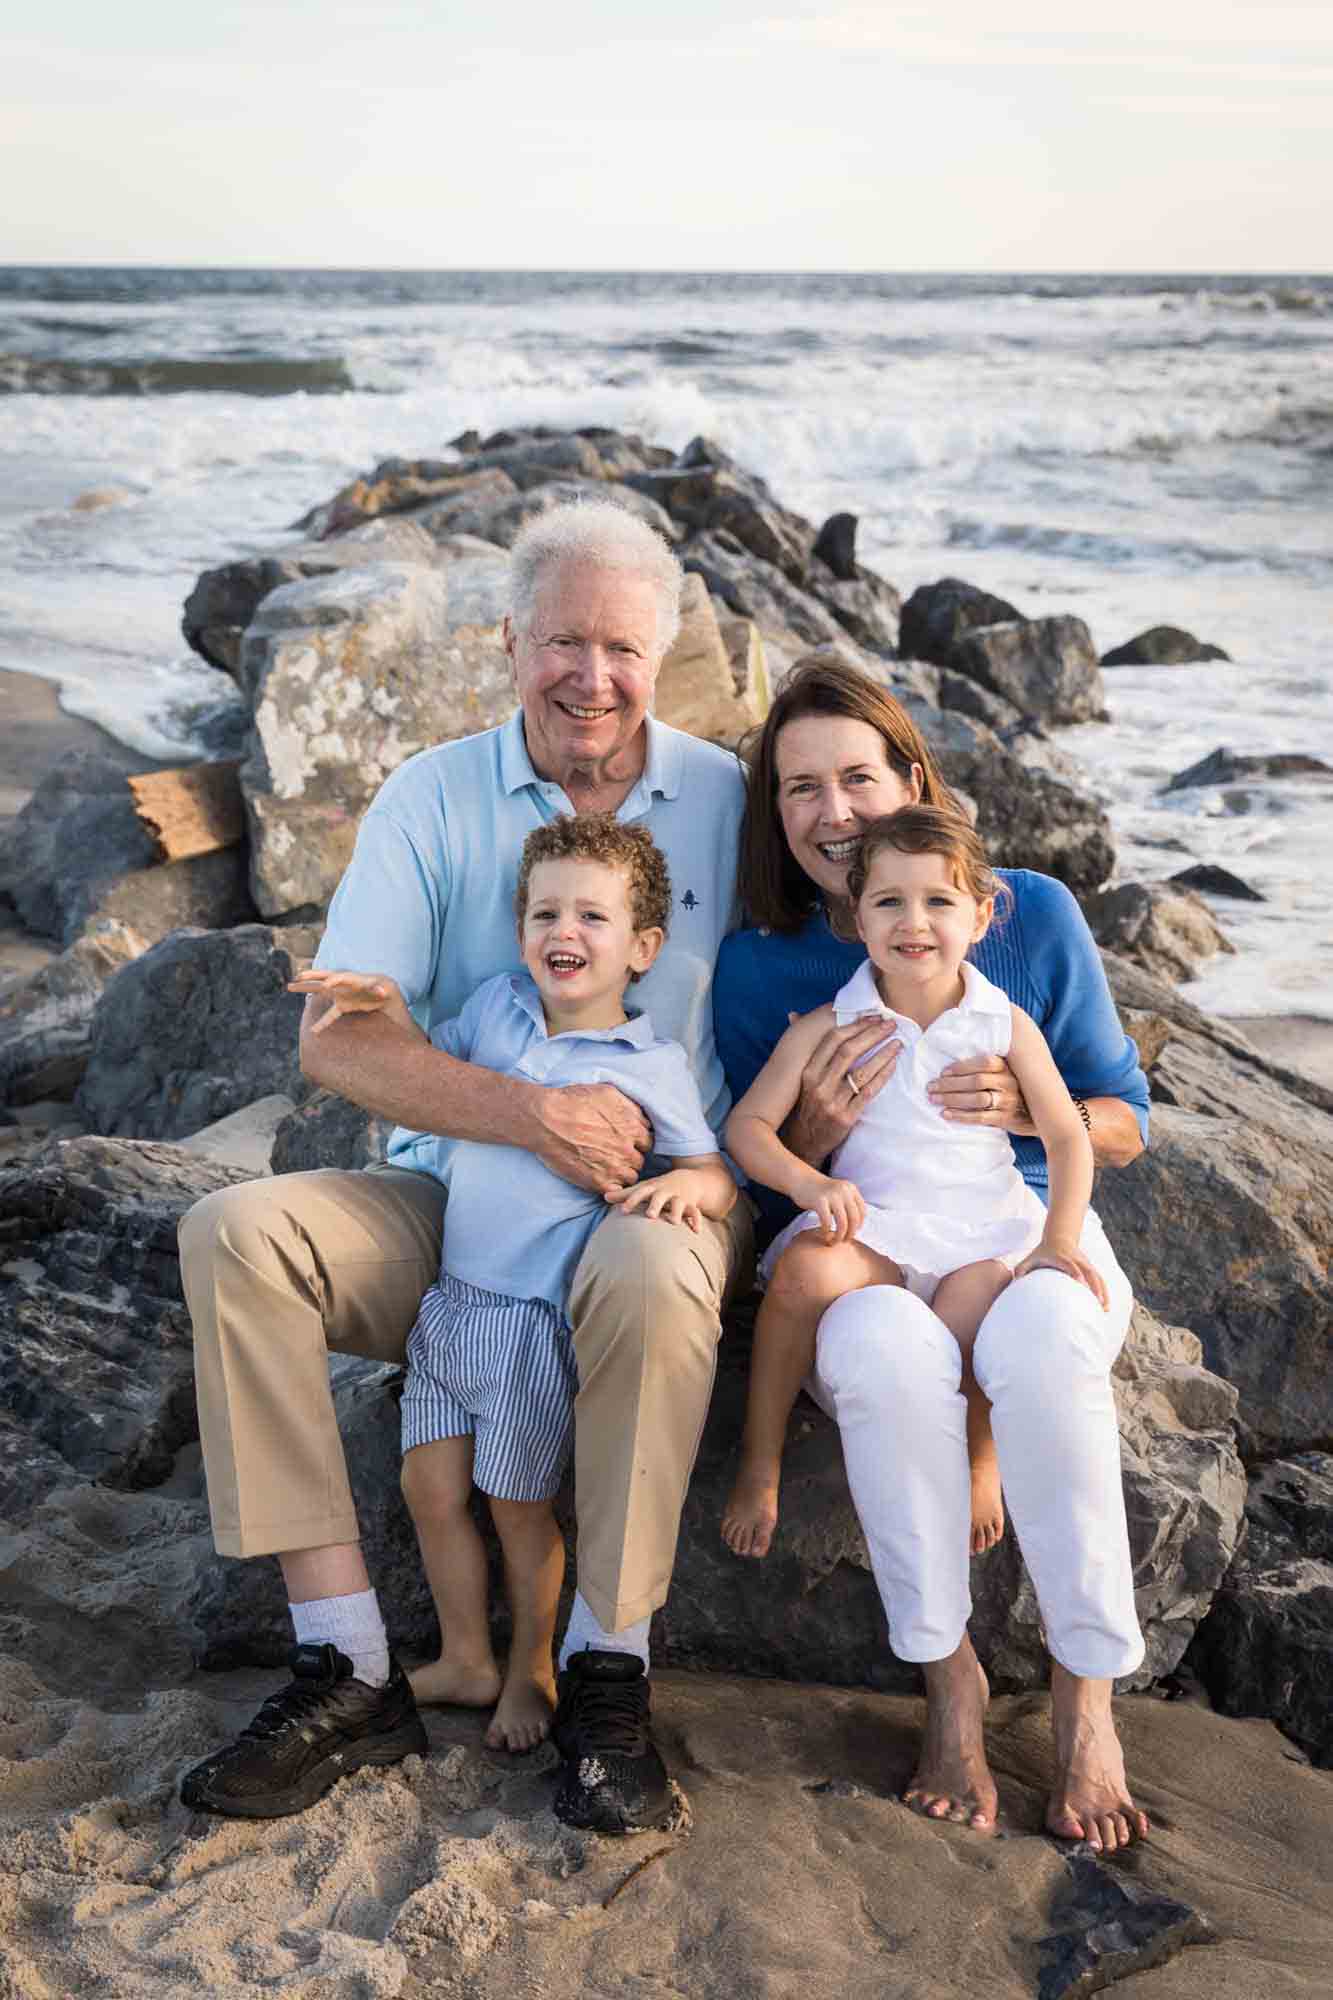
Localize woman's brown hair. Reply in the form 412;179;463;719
737;657;954;933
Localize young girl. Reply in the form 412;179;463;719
721;805;1109;1562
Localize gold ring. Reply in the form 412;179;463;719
989;1087;998;1111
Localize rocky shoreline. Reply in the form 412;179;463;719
1;431;1330;1999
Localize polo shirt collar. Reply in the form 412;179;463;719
833;957;1002;1036
498;711;681;803
507;972;658;1047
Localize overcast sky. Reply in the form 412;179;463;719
4;0;1329;270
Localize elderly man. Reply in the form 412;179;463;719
177;501;752;1831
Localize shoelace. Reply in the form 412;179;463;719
564;1678;648;1755
241;1677;338;1740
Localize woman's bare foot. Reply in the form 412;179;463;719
485;1668;557;1752
1046;1662;1150;1852
408;1656;502;1709
721;1457;781;1558
902;1635;998;1832
969;1448;1005;1555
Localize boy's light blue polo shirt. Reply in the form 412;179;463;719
315;710;746;1180
423;971;721;1306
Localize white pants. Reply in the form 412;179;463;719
808;1214;1145;1680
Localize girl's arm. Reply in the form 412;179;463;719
1006;1008;1109;1308
727;1010;866;1242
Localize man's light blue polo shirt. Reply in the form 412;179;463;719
315;710;746;1179
422;971;720;1306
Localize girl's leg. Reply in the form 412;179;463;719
930;1260;1013;1555
722;1235;903;1557
401;1437;503;1709
486;1495;566;1751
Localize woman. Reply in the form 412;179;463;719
713;658;1151;1850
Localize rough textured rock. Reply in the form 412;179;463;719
803;559;901;655
682;530;852;649
1101;624;1231;666
947;616;1106;726
1084;882;1235;984
811;511;858;581
182;517;441;678
269;1089;392;1173
296;461;524;539
0;1137;251;1519
1094;967;1333;1455
1036;1851;1213;1998
931;741;1115;899
898;577;1023;667
400;468;520;543
627;457;814;581
1164;746;1333;792
652;572;768;747
908;661;1024;733
176;1093;296;1176
0;918;148;1105
0;746;255;948
464;476;681;551
1168;862;1266;902
1188;1454;1333;1767
237;562;513;918
76;925;320;1142
659;1303;1241;1695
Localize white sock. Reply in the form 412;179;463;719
290;1589;390;1688
558;1590;651;1673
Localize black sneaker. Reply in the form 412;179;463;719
179;1643;427;1819
551;1649;672;1835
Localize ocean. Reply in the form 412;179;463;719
1;266;1329;1019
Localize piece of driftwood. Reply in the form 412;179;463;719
127;762;245;861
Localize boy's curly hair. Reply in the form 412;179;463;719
515;815;672;979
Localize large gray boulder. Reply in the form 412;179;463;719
1097;956;1333;1456
627;450;814;582
0;918;147;1106
1187;1454;1333;1767
1164;746;1333;793
0;749;255;949
947;616;1106;726
932;740;1115;899
898;577;1022;667
237;562;515;918
0;1137;252;1519
682;530;851;649
270;1089;392;1173
1102;625;1230;667
76;924;319;1141
1084;881;1235;984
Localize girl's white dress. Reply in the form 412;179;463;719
759;958;1050;1299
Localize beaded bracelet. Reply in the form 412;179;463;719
1072;1095;1093;1135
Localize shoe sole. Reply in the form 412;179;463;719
552;1778;674;1836
181;1716;428;1820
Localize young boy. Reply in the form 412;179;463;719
290;814;735;1752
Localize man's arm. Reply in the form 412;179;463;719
299;995;651;1195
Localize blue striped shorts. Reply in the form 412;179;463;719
399;1271;577;1503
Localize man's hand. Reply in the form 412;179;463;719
927;1053;1035;1134
782;1013;902;1166
527;1082;653;1195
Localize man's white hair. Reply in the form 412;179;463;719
509;498;683;657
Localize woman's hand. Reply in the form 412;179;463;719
1013;1237;1109;1309
781;1014;902;1166
791;1169;866;1244
928;1053;1036;1134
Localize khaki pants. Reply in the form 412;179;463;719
179;1167;754;1631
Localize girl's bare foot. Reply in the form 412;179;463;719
721;1457;781;1558
408;1656;502;1709
485;1668;557;1752
1046;1662;1150;1852
969;1453;1005;1555
902;1636;998;1832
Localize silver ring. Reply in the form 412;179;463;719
987;1087;997;1111
847;1071;862;1096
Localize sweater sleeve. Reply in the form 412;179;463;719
1014;874;1150;1143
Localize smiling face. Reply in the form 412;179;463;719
505;560;664;791
519;856;663;1030
774;715;924;906
854;846;993;1003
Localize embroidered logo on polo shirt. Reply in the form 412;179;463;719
681;890;699;911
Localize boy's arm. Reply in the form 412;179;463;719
288;969;422;1038
607;1154;737;1230
1007;1009;1108;1306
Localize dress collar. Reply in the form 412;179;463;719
833;957;1004;1034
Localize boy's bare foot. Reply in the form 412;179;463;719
1046;1662;1149;1852
721;1459;780;1558
902;1636;998;1832
969;1455;1005;1555
408;1657;502;1710
485;1669;557;1752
